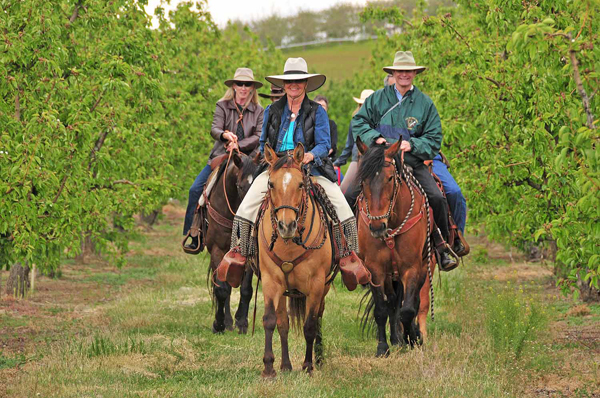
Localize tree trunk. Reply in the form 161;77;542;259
6;262;30;298
578;274;600;303
140;209;160;227
75;232;97;263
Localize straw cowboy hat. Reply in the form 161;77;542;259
383;51;427;74
258;84;285;99
265;57;326;93
353;89;375;104
224;68;263;88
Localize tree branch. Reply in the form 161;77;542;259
569;49;596;130
69;0;83;24
88;130;109;170
442;17;472;51
14;89;20;121
90;92;103;112
504;178;543;191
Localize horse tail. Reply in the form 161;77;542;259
289;296;306;332
358;287;376;338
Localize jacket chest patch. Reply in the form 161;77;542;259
405;117;419;130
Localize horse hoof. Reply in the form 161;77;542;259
212;321;225;334
280;363;292;372
302;362;313;375
261;369;277;379
237;326;248;335
376;343;390;358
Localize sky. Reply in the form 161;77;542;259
145;0;368;28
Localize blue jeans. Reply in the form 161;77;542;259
432;155;467;233
183;164;212;235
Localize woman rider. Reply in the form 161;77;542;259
217;57;369;289
183;68;264;251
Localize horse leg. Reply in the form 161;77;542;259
276;295;292;372
372;285;390;357
388;280;401;346
400;268;424;346
416;264;432;343
234;269;254;334
314;298;326;367
224;294;234;331
212;279;231;334
261;278;283;379
302;286;324;374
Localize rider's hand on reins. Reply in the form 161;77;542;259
302;152;314;164
222;131;238;143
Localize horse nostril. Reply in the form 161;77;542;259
278;221;285;230
290;220;297;230
381;222;387;230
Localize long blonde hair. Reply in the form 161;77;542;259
219;86;259;108
352;104;363;117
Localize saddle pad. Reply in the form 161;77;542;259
198;167;220;207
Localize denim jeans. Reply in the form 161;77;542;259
183;164;212;235
432;154;467;233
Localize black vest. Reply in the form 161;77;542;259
263;95;336;182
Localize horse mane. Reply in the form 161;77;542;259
271;153;298;172
239;153;257;176
357;144;387;182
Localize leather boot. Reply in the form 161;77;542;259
439;248;458;272
339;251;371;291
184;236;199;251
216;247;246;288
453;238;466;257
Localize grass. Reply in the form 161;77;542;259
2;207;599;396
284;41;374;86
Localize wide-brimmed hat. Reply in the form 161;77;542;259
383;51;426;74
224;68;263;88
265;58;326;93
259;84;285;99
353;89;375;104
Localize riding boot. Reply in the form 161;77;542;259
439;247;458;272
184;236;199;251
453;238;466;257
216;247;246;288
338;251;371;291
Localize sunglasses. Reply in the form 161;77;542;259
284;79;307;84
234;81;254;87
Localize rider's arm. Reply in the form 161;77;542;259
210;102;228;142
309;105;331;166
351;92;382;146
238;106;264;154
333;126;354;167
259;105;270;154
408;102;442;161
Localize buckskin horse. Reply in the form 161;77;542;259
205;151;259;334
356;138;434;357
257;143;335;378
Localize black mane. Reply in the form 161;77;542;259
272;153;297;172
239;153;258;177
357;144;387;182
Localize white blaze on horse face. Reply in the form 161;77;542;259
282;172;292;193
247;175;253;185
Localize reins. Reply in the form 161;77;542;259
223;148;237;216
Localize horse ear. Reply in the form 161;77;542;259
264;143;278;166
293;143;305;165
385;138;402;158
232;151;243;169
356;136;368;155
253;151;262;165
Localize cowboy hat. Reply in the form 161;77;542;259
353;89;375;104
382;51;427;74
258;84;285;99
224;67;263;88
265;58;326;93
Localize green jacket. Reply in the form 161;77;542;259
351;84;442;167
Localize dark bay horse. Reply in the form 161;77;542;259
205;151;259;334
258;143;334;378
356;138;434;357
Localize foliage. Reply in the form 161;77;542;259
0;0;280;273
351;0;599;293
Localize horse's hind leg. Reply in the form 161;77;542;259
416;265;432;343
315;298;327;367
276;295;292;372
224;295;234;331
234;269;254;334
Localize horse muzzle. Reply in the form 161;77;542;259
277;220;297;240
369;221;388;239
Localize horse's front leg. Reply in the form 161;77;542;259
276;295;292;372
372;283;390;357
261;275;283;378
400;266;426;346
302;283;325;374
234;268;254;334
314;295;328;367
388;279;402;346
213;279;232;334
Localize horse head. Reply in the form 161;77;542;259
357;137;402;239
232;151;261;201
264;143;306;240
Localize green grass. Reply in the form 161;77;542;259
284;41;374;86
4;215;599;396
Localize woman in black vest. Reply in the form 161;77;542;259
216;58;369;290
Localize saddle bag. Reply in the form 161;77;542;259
339;251;371;291
216;247;245;288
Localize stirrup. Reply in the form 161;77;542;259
338;251;371;291
182;232;202;255
438;243;459;272
216;247;246;288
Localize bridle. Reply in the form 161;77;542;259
361;157;401;222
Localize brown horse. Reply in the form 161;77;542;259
258;143;334;378
356;138;434;357
205;151;259;334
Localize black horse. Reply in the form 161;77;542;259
205;151;259;334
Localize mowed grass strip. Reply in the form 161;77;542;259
5;211;599;397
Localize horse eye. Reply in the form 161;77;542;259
299;182;304;189
268;181;274;189
388;175;394;182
